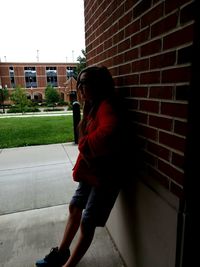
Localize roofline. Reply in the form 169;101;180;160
0;62;77;65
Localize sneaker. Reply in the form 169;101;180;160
35;247;70;267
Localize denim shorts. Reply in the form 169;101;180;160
70;181;120;227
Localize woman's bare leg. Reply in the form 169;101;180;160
63;222;96;267
58;204;82;253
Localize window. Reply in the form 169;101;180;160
46;67;57;87
24;67;37;88
66;66;76;78
9;66;15;88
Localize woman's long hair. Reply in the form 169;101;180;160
76;65;115;102
76;66;116;136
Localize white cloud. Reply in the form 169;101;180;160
0;0;85;62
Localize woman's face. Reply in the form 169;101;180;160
78;72;94;102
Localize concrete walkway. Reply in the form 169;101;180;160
0;110;73;119
0;143;124;267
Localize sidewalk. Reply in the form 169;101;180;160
0;143;124;267
0;110;73;119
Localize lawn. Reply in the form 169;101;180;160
0;115;74;149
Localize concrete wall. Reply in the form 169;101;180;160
107;177;179;267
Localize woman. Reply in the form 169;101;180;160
35;66;126;267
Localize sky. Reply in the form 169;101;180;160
0;0;85;63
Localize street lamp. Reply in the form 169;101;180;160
0;85;5;113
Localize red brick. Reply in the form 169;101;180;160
141;39;162;57
36;67;46;76
119;63;132;75
138;124;158;141
14;66;24;76
141;2;164;28
133;0;152;18
140;99;159;113
134;111;148;124
37;77;46;87
125;20;140;38
0;66;9;76
158;159;184;185
112;4;125;23
113;54;125;65
163;24;194;50
131;28;150;47
150;51;176;69
140;71;161;84
130;87;148;98
180;2;195;24
159;131;186;153
147;141;170;161
104;38;113;50
162;66;191;83
113;30;125;45
172;152;185;169
118;38;131;53
151;12;178;38
149;115;173;131
15;77;25;87
1;77;11;88
174;120;187;136
124;0;138;12
96;44;104;54
124;74;139;85
119;10;132;29
106;46;118;58
165;0;190;15
124;48;139;61
161;102;188;119
149;86;173;100
132;58;149;72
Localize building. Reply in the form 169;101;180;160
83;0;198;266
0;62;77;103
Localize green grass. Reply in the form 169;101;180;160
0;115;74;149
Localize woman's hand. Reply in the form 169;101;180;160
78;100;93;139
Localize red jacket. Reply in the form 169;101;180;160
72;99;122;186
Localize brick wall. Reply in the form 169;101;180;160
84;0;195;198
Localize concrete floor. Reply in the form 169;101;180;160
0;143;125;267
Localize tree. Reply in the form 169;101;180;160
0;86;9;113
10;86;30;113
76;49;86;74
45;85;60;108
